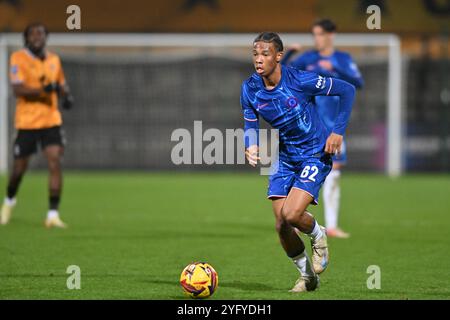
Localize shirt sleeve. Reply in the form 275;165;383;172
298;71;356;135
240;83;259;148
297;71;334;96
9;54;25;84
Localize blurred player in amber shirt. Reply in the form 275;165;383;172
1;23;74;228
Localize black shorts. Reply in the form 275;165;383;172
13;126;66;158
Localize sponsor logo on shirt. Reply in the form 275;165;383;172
316;75;326;89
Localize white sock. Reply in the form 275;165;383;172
291;251;315;278
4;197;16;207
307;220;323;242
47;210;59;219
323;169;341;229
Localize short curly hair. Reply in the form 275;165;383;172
253;32;284;52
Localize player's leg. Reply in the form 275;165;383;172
323;141;350;238
281;188;328;274
284;154;333;274
272;198;318;292
272;197;305;256
43;144;66;228
1;157;30;225
42;127;67;228
1;130;36;225
282;189;318;233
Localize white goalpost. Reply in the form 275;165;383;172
0;33;402;176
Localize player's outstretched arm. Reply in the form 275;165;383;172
299;72;356;135
241;83;260;167
243;118;260;167
326;77;356;136
323;78;355;154
299;72;356;153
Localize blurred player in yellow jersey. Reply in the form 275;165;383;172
1;23;74;228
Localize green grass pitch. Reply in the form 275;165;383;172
0;172;449;299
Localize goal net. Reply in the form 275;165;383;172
0;33;402;175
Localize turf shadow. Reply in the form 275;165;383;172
143;278;277;293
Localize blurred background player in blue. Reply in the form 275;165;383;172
282;19;364;238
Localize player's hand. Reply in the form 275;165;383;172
245;145;260;167
43;82;60;93
61;94;74;110
325;133;343;155
318;60;334;71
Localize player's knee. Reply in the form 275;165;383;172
281;206;303;225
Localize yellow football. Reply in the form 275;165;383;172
180;262;219;299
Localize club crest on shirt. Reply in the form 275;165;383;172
285;97;298;109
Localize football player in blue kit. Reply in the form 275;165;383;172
282;19;364;238
241;32;356;292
